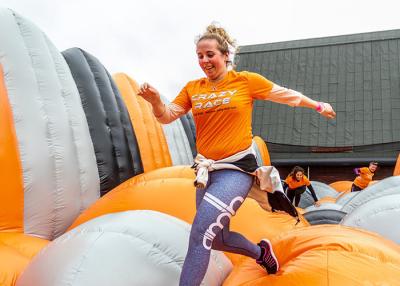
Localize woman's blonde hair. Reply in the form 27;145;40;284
196;23;238;67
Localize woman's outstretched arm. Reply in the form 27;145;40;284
138;82;186;124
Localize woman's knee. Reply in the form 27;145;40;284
190;212;232;250
211;236;224;251
211;231;227;251
188;220;208;247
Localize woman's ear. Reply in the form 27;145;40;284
224;52;229;61
224;53;230;66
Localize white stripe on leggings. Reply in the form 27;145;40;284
203;196;225;212
204;192;236;215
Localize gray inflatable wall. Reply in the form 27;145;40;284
0;8;99;240
160;96;194;165
179;112;197;158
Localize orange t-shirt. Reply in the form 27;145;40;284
353;167;374;189
172;70;275;160
284;175;311;189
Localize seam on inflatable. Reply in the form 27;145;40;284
68;231;105;284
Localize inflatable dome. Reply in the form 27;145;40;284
223;225;400;285
341;194;400;243
341;176;400;214
17;211;232;286
299;181;339;208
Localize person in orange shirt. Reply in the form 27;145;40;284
351;162;378;192
283;166;319;207
138;23;336;286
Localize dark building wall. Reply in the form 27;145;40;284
237;30;400;174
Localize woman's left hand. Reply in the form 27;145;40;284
314;201;321;207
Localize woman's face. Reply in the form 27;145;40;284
295;171;304;181
369;164;378;172
196;39;228;82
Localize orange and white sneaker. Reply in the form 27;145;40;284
256;239;279;274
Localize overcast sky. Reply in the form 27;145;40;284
2;0;400;99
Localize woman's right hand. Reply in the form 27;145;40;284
138;82;161;105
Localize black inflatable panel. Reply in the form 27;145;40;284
63;48;143;195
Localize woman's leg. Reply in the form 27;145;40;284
294;193;301;207
195;175;258;257
293;186;306;207
211;221;259;257
179;170;259;286
287;188;295;204
351;184;362;192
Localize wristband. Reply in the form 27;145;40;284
316;102;325;113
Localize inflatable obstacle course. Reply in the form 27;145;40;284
1;7;400;286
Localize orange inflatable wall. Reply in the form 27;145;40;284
113;73;172;172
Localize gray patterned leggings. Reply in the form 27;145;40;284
179;169;261;286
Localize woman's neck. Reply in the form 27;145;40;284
208;70;228;83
